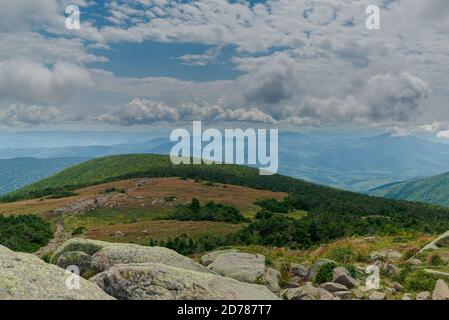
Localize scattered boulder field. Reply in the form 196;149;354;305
1;230;449;300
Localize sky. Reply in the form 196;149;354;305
1;0;449;138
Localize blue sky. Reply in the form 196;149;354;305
0;0;449;139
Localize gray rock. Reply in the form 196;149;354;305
208;252;266;283
50;238;112;264
306;258;335;281
369;291;386;300
402;293;413;300
0;245;113;300
91;244;212;274
320;282;348;293
370;250;403;261
391;282;404;292
380;263;397;275
420;230;449;253
283;284;334;300
200;249;239;266
334;291;352;300
416;291;430;300
260;267;281;293
332;267;359;289
284;282;301;289
91;262;280;300
352;289;363;299
56;251;92;276
290;263;308;278
408;258;423;266
432;279;449;300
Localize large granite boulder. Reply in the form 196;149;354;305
0;245;113;300
51;239;211;277
200;249;239;266
91;244;212;274
56;250;92;276
207;252;280;292
208;252;266;283
50;238;112;264
91;262;280;300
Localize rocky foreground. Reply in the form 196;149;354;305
1;231;449;300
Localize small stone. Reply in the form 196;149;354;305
284;282;301;289
408;258;422;266
320;282;348;293
332;267;359;289
416;291;430;300
290;263;308;278
392;282;404;292
306;259;335;281
380;263;397;275
432;279;449;300
110;231;125;238
369;291;386;300
334;291;352;300
402;293;413;300
352;289;363;299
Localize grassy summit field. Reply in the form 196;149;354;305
1;154;449;255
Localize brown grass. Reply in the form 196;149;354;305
85;220;244;245
0;177;287;217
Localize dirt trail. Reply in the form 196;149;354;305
34;221;71;258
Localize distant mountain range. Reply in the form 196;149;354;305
3;131;449;195
368;171;449;206
0;157;87;195
278;133;449;191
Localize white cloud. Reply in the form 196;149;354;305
1;0;448;129
0;59;92;104
97;98;180;125
214;108;276;124
436;130;449;139
0;103;62;126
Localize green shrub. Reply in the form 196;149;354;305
0;214;53;252
164;195;177;202
170;199;246;224
47;188;78;199
104;187;125;193
344;264;360;279
393;264;413;283
430;254;445;266
404;270;438;292
255;198;290;213
327;247;355;264
41;252;53;263
314;262;337;284
71;226;86;235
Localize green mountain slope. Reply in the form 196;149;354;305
369;172;449;206
1;154;448;226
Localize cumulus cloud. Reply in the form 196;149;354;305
214;108;276;124
359;72;431;123
0;104;61;126
97;98;276;125
0;59;92;104
177;46;222;66
1;0;448;129
97;98;180;125
436;130;449;139
241;56;297;105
